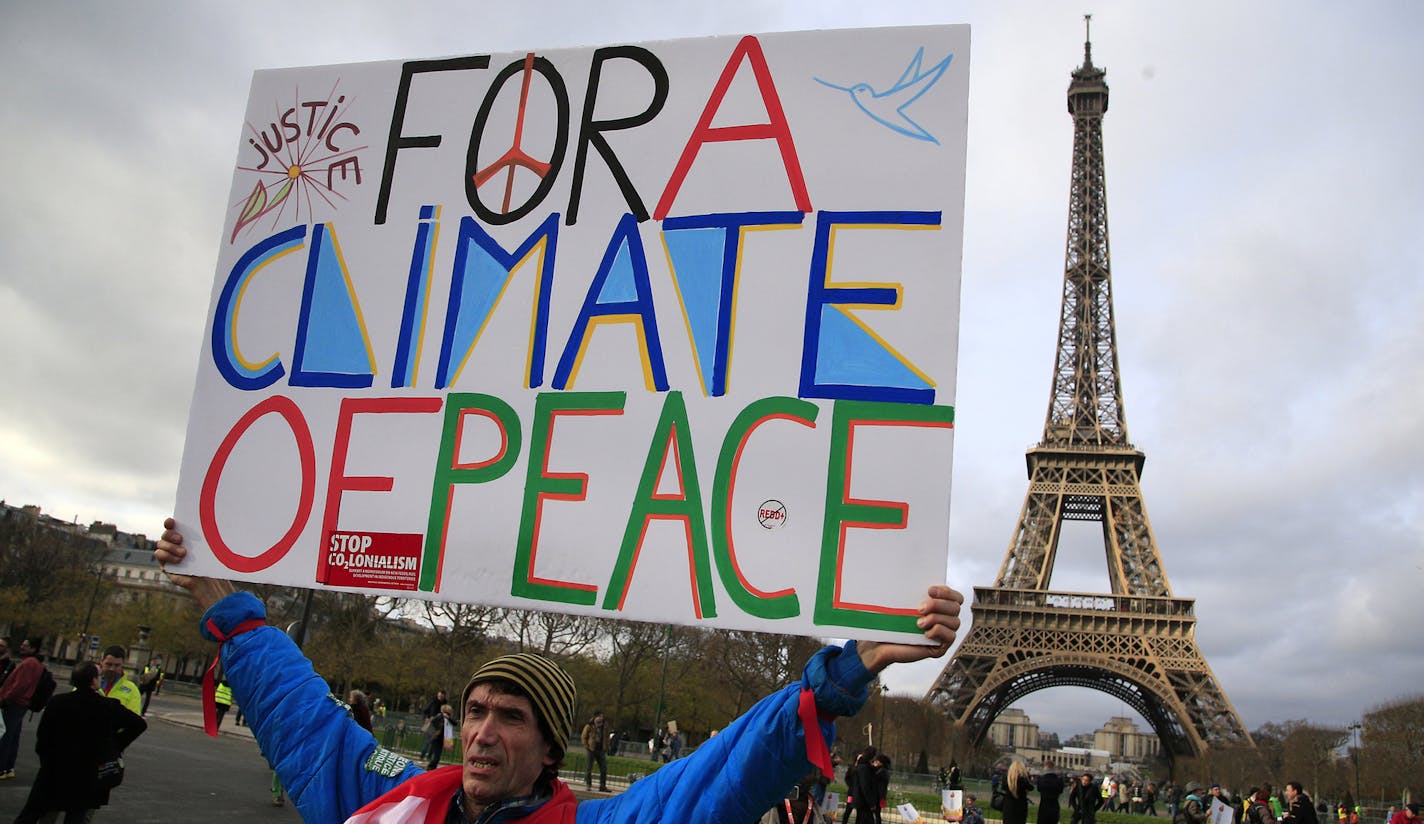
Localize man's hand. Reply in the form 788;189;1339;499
856;584;964;674
156;518;236;610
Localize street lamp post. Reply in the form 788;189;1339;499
878;682;889;757
291;589;316;649
652;624;671;759
1348;723;1362;807
77;558;107;660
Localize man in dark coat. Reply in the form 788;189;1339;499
841;747;872;824
852;748;881;824
1070;773;1104;824
869;754;891;824
1281;782;1318;824
418;689;446;762
1037;765;1066;824
12;661;147;823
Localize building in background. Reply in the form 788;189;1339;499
1093;716;1160;763
982;705;1153;771
1;501;202;677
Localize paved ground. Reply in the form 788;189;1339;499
0;690;623;821
0;691;298;821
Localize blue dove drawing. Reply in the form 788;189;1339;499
815;48;954;144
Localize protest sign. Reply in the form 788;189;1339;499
174;25;970;642
943;789;964;821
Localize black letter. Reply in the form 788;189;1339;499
465;54;570;226
567;46;668;226
376;56;491;225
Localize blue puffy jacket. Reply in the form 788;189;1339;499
202;592;874;822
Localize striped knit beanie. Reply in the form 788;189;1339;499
462;653;576;758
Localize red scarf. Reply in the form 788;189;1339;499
344;767;578;824
797;688;834;780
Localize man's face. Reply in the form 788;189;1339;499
18;640;34;656
101;655;124;682
1284;787;1298;804
1211;788;1223;798
461;683;554;809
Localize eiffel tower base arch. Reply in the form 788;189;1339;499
928;588;1254;763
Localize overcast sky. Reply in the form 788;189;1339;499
2;1;1421;739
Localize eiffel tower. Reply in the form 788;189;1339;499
926;21;1253;761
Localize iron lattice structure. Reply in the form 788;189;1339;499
925;29;1253;760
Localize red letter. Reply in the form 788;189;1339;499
317;396;443;583
199;396;317;573
654;36;810;219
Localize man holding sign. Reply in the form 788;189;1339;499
156;519;961;823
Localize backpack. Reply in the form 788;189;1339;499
991;787;1007;812
1175;797;1203;824
29;667;57;712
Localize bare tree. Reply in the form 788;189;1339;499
0;511;107;640
306;592;403;696
501;609;601;657
602;620;678;725
702;629;821;718
411;599;505;690
1281;723;1347;797
1358;695;1424;803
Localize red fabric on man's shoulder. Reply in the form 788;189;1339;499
344;768;578;824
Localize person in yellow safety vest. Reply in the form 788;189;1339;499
1102;777;1115;813
214;679;234;728
98;645;143;716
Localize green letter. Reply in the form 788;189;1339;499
603;391;717;618
814;399;954;632
710;396;818;619
511;391;625;605
422;393;521;592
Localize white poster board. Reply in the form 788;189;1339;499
174;25;970;642
943;789;964;821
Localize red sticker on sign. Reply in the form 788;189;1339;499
319;531;422;590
